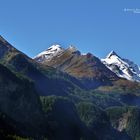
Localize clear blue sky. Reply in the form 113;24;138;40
0;0;140;64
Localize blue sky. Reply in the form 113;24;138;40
0;0;140;64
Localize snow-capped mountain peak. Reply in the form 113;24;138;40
101;51;140;82
106;50;119;58
47;44;62;51
34;44;80;63
34;44;65;62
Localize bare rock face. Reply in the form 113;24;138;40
117;112;131;132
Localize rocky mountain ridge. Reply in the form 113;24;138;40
34;45;140;82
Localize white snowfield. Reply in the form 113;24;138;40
34;44;65;62
102;51;140;82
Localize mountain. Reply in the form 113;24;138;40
34;44;65;62
0;36;89;139
1;35;140;140
0;59;89;140
34;45;119;89
0;36;85;96
101;51;140;82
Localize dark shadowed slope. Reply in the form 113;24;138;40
0;36;86;96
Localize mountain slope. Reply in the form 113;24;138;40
34;45;119;89
1;35;140;140
102;51;140;82
0;36;85;95
0;61;89;140
0;63;46;138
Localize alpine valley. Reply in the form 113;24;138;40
0;35;140;140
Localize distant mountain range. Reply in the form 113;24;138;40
1;35;140;140
34;44;140;82
35;44;120;89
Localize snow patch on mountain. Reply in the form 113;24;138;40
101;51;140;82
34;44;65;62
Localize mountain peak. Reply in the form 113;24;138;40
106;51;119;58
102;51;140;82
34;44;65;62
47;44;62;51
69;45;76;49
66;45;77;52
